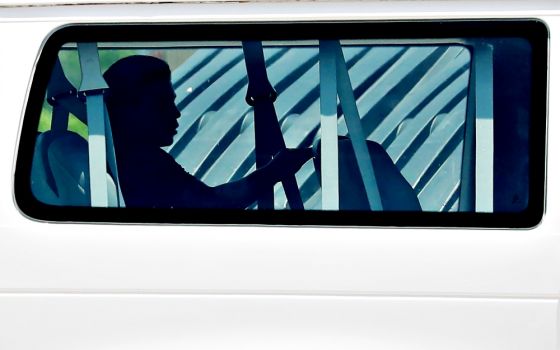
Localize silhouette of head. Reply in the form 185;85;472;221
104;55;181;148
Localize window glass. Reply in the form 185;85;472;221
15;22;547;227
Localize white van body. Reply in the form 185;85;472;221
0;1;559;349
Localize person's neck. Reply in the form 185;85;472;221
114;137;161;152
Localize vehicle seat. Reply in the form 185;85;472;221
314;137;422;211
31;130;118;207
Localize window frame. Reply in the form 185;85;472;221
14;20;548;228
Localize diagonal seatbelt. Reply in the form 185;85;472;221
319;40;383;211
242;41;304;210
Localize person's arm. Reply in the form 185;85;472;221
206;147;314;209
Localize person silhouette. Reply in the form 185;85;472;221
104;55;312;209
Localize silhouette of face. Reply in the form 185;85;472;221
104;56;180;149
136;79;181;147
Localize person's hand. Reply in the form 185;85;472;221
269;147;314;180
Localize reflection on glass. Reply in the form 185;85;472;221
31;40;509;213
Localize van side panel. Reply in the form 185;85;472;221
0;3;559;350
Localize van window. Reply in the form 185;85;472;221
14;21;547;227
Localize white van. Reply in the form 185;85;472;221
0;1;558;349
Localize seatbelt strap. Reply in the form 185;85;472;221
78;42;110;207
242;41;304;210
319;41;339;210
47;58;74;131
320;41;383;211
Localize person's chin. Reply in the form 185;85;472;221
161;135;175;147
160;140;173;147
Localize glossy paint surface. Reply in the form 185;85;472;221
0;2;559;349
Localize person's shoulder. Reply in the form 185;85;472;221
153;148;190;173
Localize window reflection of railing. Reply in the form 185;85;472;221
168;43;484;212
34;40;494;213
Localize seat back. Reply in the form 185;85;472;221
314;137;421;211
31;130;118;207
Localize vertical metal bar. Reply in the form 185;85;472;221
319;41;339;210
474;44;494;212
332;41;383;211
78;42;109;208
